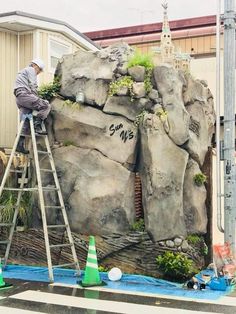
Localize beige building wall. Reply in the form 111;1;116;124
38;30;81;84
19;33;33;69
135;34;217;55
0;31;18;147
0;28;84;148
191;55;224;116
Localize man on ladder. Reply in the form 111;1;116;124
14;58;51;154
0;59;80;281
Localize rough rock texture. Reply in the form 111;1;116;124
56;43;134;107
49;44;216;243
183;75;216;165
51;98;138;169
24;43;216;277
139;113;189;241
153;66;190;146
183;158;207;234
103;96;153;121
128;65;146;82
51;146;136;235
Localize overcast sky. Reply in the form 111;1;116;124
0;0;220;32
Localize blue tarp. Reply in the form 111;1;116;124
2;265;233;300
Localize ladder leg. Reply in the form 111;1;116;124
43;132;80;274
0;120;24;198
3;160;29;267
29;118;54;282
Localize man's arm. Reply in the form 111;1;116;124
27;67;38;94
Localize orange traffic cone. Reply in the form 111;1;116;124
78;236;106;287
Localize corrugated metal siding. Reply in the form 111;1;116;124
0;32;18;147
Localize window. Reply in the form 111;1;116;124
49;38;72;72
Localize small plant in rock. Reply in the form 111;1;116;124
193;173;207;186
144;67;153;94
134;110;147;127
63;140;76;146
127;50;154;94
63;100;81;110
156;251;197;281
186;235;208;256
131;218;145;232
109;76;135;101
186;234;202;245
156;108;168;121
38;76;61;101
127;50;154;69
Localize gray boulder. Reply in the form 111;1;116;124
53;146;136;235
183;75;209;105
185;103;211;165
153;66;190;146
132;82;146;98
139;113;188;241
128;65;146;82
183;158;207;234
183;77;215;165
103;96;153;121
56;43;134;107
51;98;138;169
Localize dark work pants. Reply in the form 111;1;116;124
15;88;51;135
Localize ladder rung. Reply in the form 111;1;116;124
40;169;55;173
9;169;24;173
0;223;14;227
0;240;10;244
37;150;50;155
18;178;28;184
52;262;76;269
50;243;72;249
35;134;46;137
25;134;45;138
3;187;38;192
42;187;59;191
45;206;64;209
0;205;17;210
47;224;67;229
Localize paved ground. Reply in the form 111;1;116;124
0;279;236;313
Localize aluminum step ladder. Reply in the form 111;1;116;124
0;114;80;282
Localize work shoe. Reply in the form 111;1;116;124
34;117;47;135
16;136;29;155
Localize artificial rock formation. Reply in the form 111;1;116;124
139;114;189;241
40;43;215;251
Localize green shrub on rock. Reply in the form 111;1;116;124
108;76;134;100
193;173;207;186
38;76;61;101
131;218;145;232
156;251;197;280
127;50;154;69
127;50;154;94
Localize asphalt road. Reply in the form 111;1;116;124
0;279;236;313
